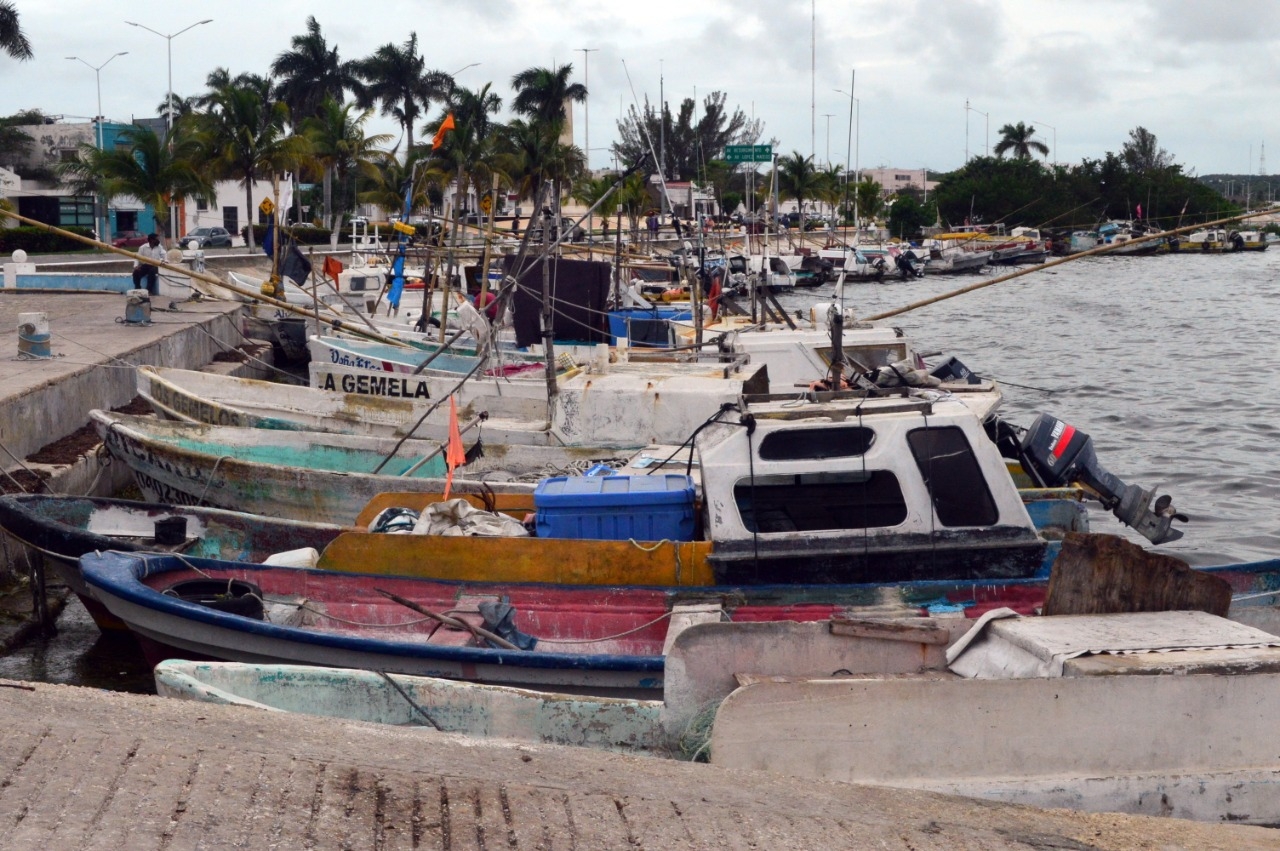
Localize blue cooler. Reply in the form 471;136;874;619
534;474;696;541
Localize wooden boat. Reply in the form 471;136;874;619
710;609;1280;825
154;660;666;755
91;410;638;525
1177;227;1269;252
136;365;553;443
0;494;345;631
80;549;858;695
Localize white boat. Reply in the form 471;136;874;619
91;410;639;525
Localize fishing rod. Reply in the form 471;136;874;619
864;208;1276;322
0;208;415;349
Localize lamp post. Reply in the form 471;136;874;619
836;78;859;234
965;100;988;160
578;48;598;241
450;62;480;77
125;17;212;243
66;51;127;241
1031;119;1056;169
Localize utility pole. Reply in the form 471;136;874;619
578;47;598;238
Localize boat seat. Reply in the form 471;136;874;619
662;603;727;655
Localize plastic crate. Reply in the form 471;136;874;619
534;474;696;541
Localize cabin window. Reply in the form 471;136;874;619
907;426;999;526
757;426;874;461
734;470;908;532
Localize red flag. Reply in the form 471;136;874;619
432;113;456;151
442;395;466;499
322;255;343;282
1136;204;1143;220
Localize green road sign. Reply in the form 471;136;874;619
724;144;774;164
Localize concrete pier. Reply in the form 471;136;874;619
0;680;1271;850
0;291;246;462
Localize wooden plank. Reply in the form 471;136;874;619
829;617;951;645
1044;532;1231;617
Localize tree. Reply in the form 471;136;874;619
193;82;311;249
57;125;213;240
777;151;822;221
303;98;392;229
511;64;585;127
0;109;41;163
271;16;357;124
993;122;1049;160
424;83;505;223
1122;126;1172;173
0;1;32;61
886;193;936;240
613;92;763;181
352;33;451;152
358;151;442;218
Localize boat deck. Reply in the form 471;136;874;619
0;680;1269;849
0;291;246;463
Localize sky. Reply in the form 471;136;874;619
3;0;1277;177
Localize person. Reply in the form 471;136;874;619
672;214;683;239
602;216;610;239
132;233;166;296
474;289;500;322
646;213;659;245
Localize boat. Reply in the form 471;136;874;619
136;365;553;443
709;608;1280;825
919;235;993;273
80;549;859;696
154;660;667;754
305;387;1191;590
0;494;345;631
1178;227;1269;252
91;410;638;525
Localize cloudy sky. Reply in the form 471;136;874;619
3;0;1275;177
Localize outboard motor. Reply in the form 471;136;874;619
895;250;924;280
1018;413;1186;544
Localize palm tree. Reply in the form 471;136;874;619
510;64;586;127
993;122;1050;160
777;151;823;223
192;82;311;250
272;16;357;124
0;1;32;61
424;83;504;222
358;151;444;219
57;125;212;240
352;33;452;152
303;98;392;230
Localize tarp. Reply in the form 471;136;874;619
504;256;611;348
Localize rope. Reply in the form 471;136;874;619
194;455;230;505
628;539;670;552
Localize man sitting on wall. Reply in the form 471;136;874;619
132;233;166;296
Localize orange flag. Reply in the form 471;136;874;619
442;395;467;499
322;254;343;282
432;113;457;150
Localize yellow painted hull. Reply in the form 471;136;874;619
325;492;714;586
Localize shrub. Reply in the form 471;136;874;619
0;225;96;254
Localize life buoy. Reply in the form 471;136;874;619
991;250;1002;261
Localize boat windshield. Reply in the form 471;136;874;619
733;470;908;532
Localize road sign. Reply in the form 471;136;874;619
258;197;275;216
724;144;773;164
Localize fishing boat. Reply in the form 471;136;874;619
305;387;1188;590
0;494;345;631
91;410;638;525
1178;227;1270;252
154;660;667;754
136;365;553;443
80;549;857;696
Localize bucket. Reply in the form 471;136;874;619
17;311;50;358
165;578;265;620
125;289;152;324
154;516;188;545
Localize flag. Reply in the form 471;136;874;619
432;113;456;150
1136;203;1143;220
280;245;312;285
322;255;344;282
442;395;467;499
261;220;275;258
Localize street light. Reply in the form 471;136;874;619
821;113;834;166
965;99;988;160
1031;119;1056;169
67;51;127;240
577;48;598;241
836;79;859;232
125;17;212;242
450;62;480;77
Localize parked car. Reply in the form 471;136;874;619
181;227;233;250
112;230;148;248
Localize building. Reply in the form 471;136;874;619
857;167;938;198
